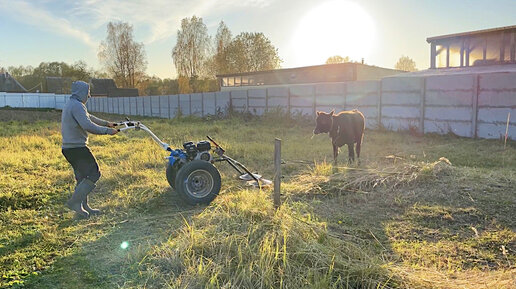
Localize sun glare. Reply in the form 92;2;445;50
291;1;375;66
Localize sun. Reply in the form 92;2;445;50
291;1;376;66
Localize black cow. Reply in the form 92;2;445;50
313;109;365;164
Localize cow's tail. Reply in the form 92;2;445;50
355;115;365;159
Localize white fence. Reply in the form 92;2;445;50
1;71;515;140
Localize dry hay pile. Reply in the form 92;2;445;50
298;157;454;195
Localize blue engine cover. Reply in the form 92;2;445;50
168;149;187;166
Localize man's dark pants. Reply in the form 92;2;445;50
62;147;101;185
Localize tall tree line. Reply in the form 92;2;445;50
172;17;282;93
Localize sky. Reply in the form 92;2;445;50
0;0;515;79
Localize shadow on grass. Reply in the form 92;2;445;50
14;186;205;289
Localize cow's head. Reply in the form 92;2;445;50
313;110;334;134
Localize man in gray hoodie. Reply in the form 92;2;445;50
61;81;118;219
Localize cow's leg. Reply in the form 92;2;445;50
348;143;355;163
333;143;339;164
356;139;362;165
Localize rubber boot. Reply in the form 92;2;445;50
82;194;101;216
66;178;95;219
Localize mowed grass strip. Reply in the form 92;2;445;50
0;109;514;288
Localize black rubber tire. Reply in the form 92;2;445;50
166;163;179;189
174;160;221;205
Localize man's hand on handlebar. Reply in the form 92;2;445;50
108;128;119;135
107;122;117;128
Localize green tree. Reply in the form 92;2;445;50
172;16;212;79
224;32;281;73
7;61;96;92
213;21;233;75
98;21;147;88
395;55;417;72
325;55;350;64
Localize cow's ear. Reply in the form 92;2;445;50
330;109;335;115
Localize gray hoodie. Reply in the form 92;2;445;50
61;81;111;149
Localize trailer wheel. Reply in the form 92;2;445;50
175;160;221;205
166;163;180;189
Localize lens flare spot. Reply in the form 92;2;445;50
120;241;129;249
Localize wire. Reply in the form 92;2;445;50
26;82;43;92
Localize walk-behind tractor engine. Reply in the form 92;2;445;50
115;119;270;205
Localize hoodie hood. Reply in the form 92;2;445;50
71;81;90;103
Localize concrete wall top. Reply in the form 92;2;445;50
290;84;314;97
426;74;475;91
315;83;346;95
382;77;422;92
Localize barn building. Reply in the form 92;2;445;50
217;63;404;91
0;72;27;93
90;78;139;97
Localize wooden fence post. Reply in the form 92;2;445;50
274;138;281;208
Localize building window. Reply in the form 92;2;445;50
436;45;447;68
468;36;484;66
234;76;241;86
228;77;234;86
241;76;248;86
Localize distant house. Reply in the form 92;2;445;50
90;78;117;97
216;63;404;91
90;78;139;97
45;77;72;94
0;72;27;92
427;25;516;69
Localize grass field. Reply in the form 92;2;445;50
0;108;515;288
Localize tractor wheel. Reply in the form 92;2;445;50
175;160;221;205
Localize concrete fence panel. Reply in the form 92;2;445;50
128;97;136;115
248;89;266;115
191;93;203;116
424;121;473;137
203;92;216;116
113;98;120;114
315;83;345;113
123;97;130;115
119;98;126;115
168;95;179;118
5;94;23;107
136;97;144;116
426;75;474;106
55;95;67;110
478;107;516;124
477;122;516;139
425;107;473;121
230;90;247;112
267;87;288;108
347;81;379;106
40;95;56;108
290;85;314;116
159;95;169;118
142;96;151;116
179;94;190;115
382;118;420;131
150;95;160;117
106;98;113;114
215;92;230;114
478;72;516;107
381;77;422;105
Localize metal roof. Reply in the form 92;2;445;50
426;25;516;43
